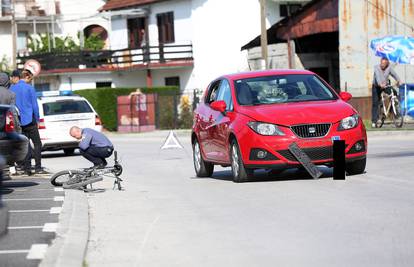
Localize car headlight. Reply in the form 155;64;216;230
338;114;359;130
248;122;285;136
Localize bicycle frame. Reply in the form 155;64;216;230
380;87;398;118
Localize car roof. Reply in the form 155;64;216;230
221;69;315;81
38;95;87;103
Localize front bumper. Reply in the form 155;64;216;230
238;121;367;168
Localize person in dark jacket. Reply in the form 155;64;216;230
69;126;114;168
0;72;15;105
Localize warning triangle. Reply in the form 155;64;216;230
161;131;184;150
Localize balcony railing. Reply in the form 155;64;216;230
16;43;193;72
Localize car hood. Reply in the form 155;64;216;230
237;100;356;126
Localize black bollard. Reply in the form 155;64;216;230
333;140;346;180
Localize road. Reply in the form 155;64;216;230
42;132;414;267
0;177;64;267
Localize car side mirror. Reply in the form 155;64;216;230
210;100;227;113
339;92;352;102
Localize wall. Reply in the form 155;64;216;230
58;72;113;90
339;0;414;97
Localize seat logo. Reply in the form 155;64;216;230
308;127;316;134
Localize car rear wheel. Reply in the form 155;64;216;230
346;158;366;175
230;140;253;183
193;139;214;177
64;148;75;156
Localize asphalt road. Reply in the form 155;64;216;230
41;131;414;267
0;177;64;267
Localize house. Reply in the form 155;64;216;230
12;0;310;93
242;0;414;119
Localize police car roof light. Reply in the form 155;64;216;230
37;90;73;97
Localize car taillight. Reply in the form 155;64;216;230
38;118;46;129
5;111;15;133
95;115;102;126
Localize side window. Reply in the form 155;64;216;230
216;79;233;110
206;80;221;104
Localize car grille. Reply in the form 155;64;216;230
278;146;333;162
290;123;331;138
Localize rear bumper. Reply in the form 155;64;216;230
0;133;29;165
42;141;79;151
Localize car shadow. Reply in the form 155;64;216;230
203;167;333;183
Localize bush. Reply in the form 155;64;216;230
179;95;193;129
75;86;179;131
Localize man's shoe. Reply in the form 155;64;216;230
94;163;106;169
371;123;377;128
23;170;33;176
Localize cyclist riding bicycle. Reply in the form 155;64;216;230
372;57;401;128
69;126;114;169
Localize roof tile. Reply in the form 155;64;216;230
100;0;166;11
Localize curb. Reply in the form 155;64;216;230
367;130;414;137
40;189;89;267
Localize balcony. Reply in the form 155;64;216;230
16;43;193;74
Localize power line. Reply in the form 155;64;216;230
365;0;414;32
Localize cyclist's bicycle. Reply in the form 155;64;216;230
50;151;123;190
375;85;404;128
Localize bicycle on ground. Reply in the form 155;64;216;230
50;151;123;190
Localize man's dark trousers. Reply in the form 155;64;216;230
371;84;382;123
21;123;42;172
80;146;113;166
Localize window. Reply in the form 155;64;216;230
96;82;112;88
34;83;50;92
206;80;221;104
165;76;180;87
17;31;28;51
216;79;233;111
127;17;146;48
234;74;336;105
43;100;93;116
280;4;302;17
157;12;175;44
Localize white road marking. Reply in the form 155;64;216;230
54;188;64;192
53;196;64;201
3;198;54;201
9;209;50;213
26;244;48;260
42;223;58;232
49;207;62;214
8;226;43;230
0;249;30;254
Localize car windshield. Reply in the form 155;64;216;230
43;100;93;116
234;74;337;106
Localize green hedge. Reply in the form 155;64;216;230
74;86;179;131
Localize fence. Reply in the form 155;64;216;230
116;89;203;132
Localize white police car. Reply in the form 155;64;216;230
37;90;102;155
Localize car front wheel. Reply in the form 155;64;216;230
346;158;366;175
230;140;253;183
193;139;214;177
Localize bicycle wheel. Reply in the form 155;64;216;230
375;104;385;128
50;170;84;186
392;100;404;128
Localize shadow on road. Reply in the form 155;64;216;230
0;181;39;195
194;167;334;183
42;152;81;159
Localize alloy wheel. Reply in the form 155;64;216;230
231;145;239;177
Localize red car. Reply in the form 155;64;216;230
191;70;367;182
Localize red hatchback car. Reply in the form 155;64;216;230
191;70;367;182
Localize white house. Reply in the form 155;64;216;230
9;0;310;92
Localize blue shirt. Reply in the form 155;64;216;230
10;80;40;126
79;128;113;150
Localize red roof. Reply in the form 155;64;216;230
100;0;167;11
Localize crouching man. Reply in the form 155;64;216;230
69;126;114;168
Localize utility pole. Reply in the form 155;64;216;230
11;0;17;69
259;0;268;69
